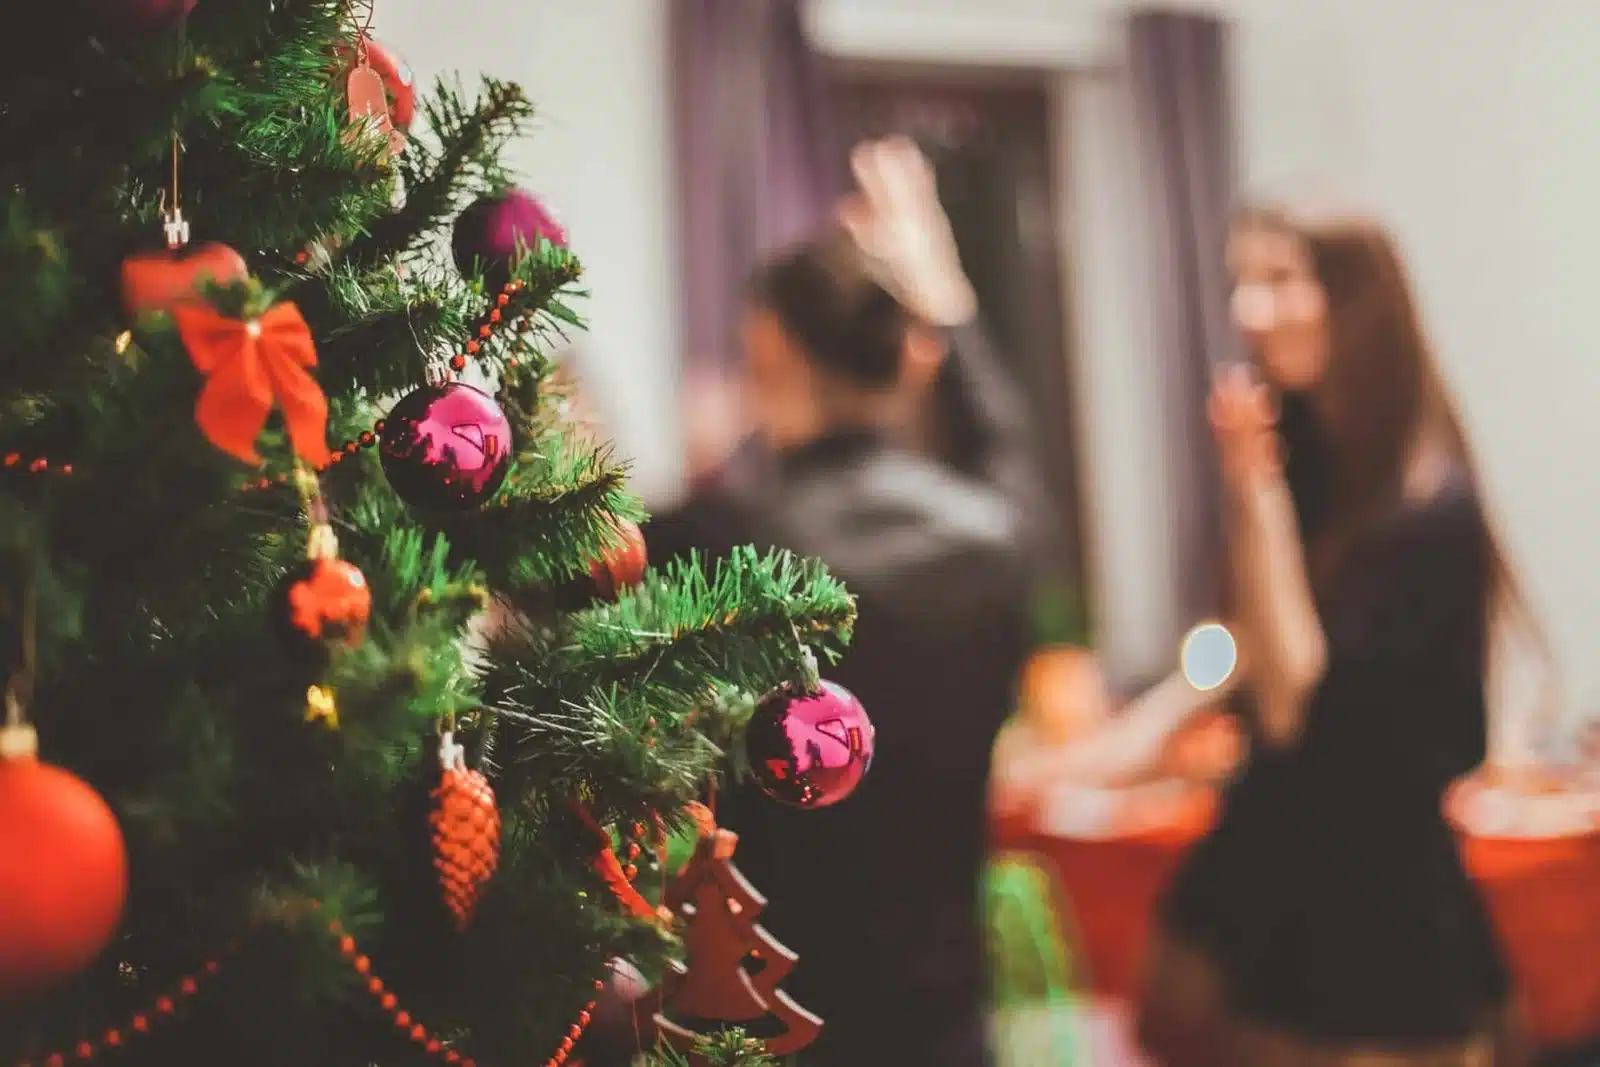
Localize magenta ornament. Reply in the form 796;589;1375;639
379;382;513;512
745;680;875;810
571;958;658;1067
451;189;567;290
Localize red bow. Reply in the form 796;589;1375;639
173;301;331;467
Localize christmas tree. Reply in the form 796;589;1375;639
0;4;854;1067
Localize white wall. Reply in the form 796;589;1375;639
378;0;683;503
382;0;1600;721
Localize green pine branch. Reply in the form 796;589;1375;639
0;65;218;208
647;1031;781;1067
545;548;855;695
0;197;76;358
294;242;583;401
344;76;537;273
441;430;638;591
483;549;855;811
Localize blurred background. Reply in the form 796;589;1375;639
377;1;1600;1061
378;0;1597;713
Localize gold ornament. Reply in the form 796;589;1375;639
304;685;339;729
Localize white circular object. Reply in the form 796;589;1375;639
1181;622;1238;692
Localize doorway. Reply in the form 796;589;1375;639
829;66;1085;631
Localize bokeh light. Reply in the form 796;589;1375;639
1180;621;1238;692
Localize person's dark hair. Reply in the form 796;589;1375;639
745;228;911;389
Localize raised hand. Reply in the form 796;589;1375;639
836;136;977;328
1208;363;1282;496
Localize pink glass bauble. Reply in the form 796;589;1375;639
572;958;658;1067
379;382;513;512
451;189;567;290
745;680;875;810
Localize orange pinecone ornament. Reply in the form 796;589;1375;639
429;733;500;929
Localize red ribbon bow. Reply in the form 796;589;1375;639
173;301;332;467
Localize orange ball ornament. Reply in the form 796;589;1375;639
282;557;371;645
270;555;372;670
428;733;500;929
588;519;647;601
120;242;248;317
0;725;127;997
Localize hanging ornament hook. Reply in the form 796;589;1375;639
4;678;26;731
438;729;464;772
422;352;452;387
162;133;189;250
2;579;39;759
789;623;820;693
0;684;35;759
292;461;336;560
355;0;376;64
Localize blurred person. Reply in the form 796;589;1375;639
1135;206;1546;1067
646;137;1050;1067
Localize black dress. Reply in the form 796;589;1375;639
1161;398;1512;1046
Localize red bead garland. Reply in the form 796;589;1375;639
324;916;480;1067
237;280;533;495
6;851;656;1067
7;810;661;1067
9;946;234;1067
2;452;72;478
5;916;607;1067
327;913;610;1067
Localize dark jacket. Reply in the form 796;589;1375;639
646;324;1048;1067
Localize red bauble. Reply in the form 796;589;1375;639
121;242;248;317
745;680;875;810
0;727;128;997
589;519;647;600
429;736;500;929
272;557;371;651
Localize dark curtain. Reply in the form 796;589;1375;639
1126;7;1241;624
669;0;844;375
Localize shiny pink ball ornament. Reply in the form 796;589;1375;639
379;382;513;512
745;680;875;810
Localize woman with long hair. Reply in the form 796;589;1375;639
1136;206;1547;1067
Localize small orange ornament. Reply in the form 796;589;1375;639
428;733;500;929
588;518;647;600
120;242;248;318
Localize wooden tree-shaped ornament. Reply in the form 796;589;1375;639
653;828;823;1061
